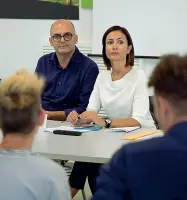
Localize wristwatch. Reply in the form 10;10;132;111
105;119;112;128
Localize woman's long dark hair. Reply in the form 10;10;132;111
102;26;134;70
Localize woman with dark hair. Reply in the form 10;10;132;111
102;25;134;70
68;25;154;129
67;26;155;198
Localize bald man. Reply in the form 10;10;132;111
35;20;99;120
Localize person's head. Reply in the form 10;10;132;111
148;54;187;131
0;69;45;137
49;19;78;55
102;26;134;70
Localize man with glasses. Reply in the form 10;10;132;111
35;20;99;121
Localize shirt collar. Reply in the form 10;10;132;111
0;149;34;156
50;46;82;65
165;121;187;142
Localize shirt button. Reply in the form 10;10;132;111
59;82;61;84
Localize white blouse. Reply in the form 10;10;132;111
87;67;155;128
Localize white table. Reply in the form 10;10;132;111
31;120;160;163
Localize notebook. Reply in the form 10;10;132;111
74;125;102;131
106;126;140;133
121;130;163;140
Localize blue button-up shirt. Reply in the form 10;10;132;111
35;47;99;117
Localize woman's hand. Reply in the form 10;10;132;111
67;110;79;124
80;111;105;127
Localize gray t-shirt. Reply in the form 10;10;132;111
0;149;71;200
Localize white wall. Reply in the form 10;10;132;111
92;0;187;56
0;3;158;83
0;6;92;78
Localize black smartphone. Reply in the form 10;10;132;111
53;130;82;136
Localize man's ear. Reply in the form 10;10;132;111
49;37;53;47
127;45;132;54
157;96;172;115
37;109;45;127
157;96;164;111
75;34;78;44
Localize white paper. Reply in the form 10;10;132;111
38;114;47;133
45;125;90;133
106;126;140;133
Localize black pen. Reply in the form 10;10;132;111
76;115;81;125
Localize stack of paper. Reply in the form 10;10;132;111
45;125;102;133
106;126;140;133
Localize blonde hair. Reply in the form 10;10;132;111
0;69;44;110
0;69;44;135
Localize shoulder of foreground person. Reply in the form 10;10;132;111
29;155;71;199
92;136;167;200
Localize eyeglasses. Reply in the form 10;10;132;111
51;32;73;42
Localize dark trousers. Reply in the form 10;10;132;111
69;161;101;194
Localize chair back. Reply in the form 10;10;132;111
149;96;159;129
